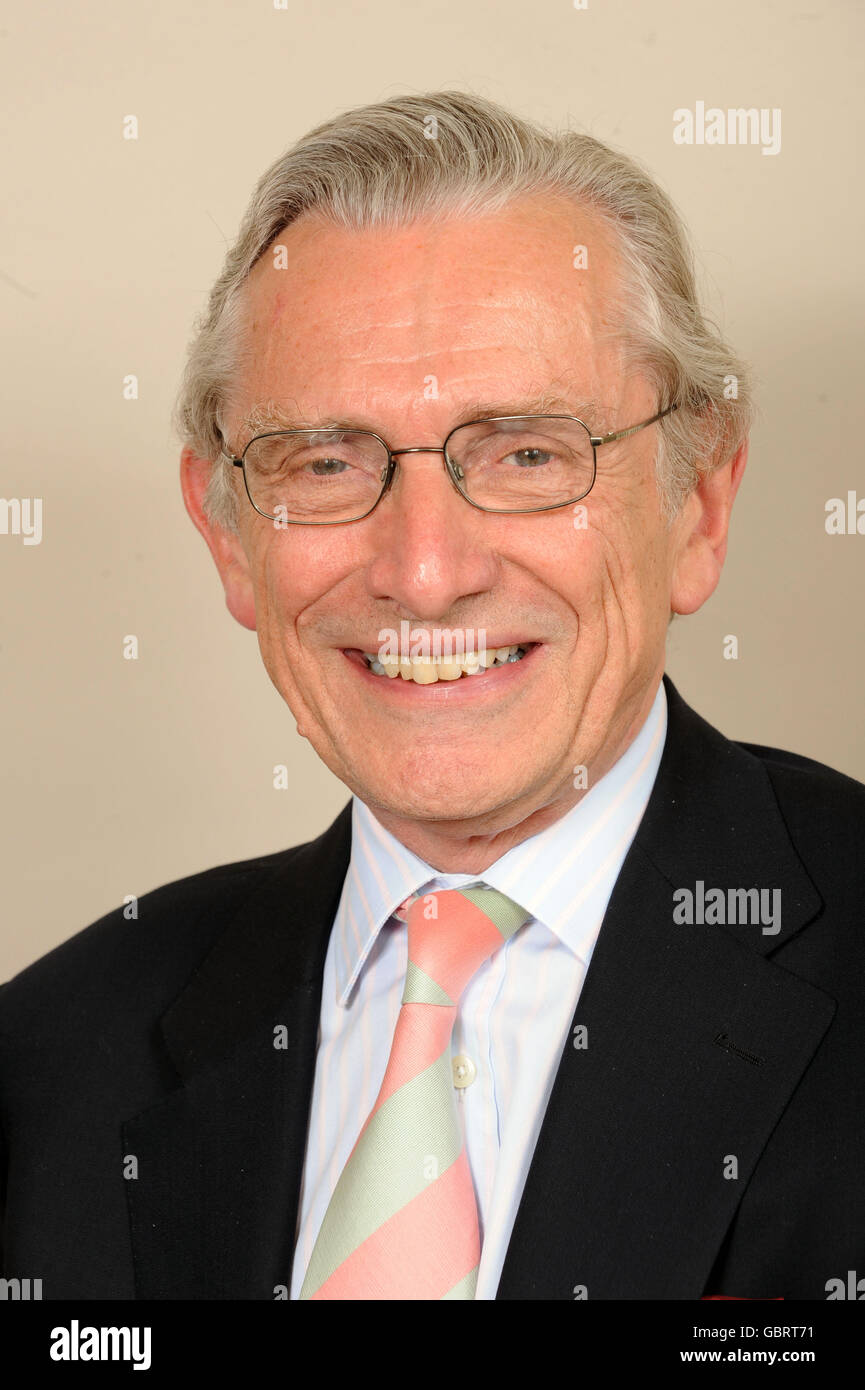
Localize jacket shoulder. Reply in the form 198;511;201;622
734;737;865;900
0;842;307;1034
736;737;865;814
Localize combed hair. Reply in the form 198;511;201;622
172;90;753;531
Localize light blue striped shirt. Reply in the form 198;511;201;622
290;677;667;1299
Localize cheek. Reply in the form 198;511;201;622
252;535;357;651
567;512;672;635
254;535;316;607
244;544;307;653
559;515;624;604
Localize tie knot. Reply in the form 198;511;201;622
397;886;531;1006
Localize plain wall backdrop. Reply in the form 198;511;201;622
2;0;863;979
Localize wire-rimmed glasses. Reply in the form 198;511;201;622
222;403;678;524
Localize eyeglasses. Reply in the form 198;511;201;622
222;403;678;525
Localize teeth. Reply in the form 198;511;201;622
410;657;438;685
362;646;529;682
435;659;463;680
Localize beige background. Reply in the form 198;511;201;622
2;0;862;980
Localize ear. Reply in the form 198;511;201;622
180;446;257;631
669;436;749;616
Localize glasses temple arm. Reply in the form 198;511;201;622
590;401;679;448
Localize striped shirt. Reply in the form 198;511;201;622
289;677;668;1299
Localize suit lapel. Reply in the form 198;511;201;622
496;677;836;1299
123;803;352;1298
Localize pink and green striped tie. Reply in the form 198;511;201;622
299;885;532;1300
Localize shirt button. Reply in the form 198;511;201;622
452;1054;476;1089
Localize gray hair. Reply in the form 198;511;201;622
173;89;753;532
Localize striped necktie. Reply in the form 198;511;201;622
299;884;532;1300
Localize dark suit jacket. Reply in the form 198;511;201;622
1;675;863;1300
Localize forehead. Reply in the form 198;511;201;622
232;194;626;426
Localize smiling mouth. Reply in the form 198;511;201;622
349;643;535;684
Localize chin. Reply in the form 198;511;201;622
351;767;524;826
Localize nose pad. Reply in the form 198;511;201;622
377;454;402;497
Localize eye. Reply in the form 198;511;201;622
504;447;554;468
308;456;351;476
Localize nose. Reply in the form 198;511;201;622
365;447;500;621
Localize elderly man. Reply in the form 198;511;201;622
1;91;863;1303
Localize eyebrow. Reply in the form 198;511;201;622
237;391;603;441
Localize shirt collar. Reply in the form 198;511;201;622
331;679;667;1005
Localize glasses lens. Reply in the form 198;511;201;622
447;416;595;510
242;430;388;521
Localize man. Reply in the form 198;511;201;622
1;91;863;1301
